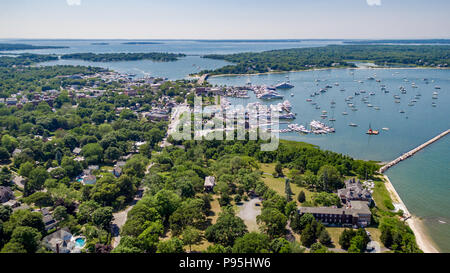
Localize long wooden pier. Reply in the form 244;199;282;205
379;129;450;173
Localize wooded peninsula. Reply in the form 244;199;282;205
198;45;450;76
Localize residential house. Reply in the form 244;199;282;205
41;208;57;231
112;166;122;178
42;228;74;253
72;147;82;155
83;175;97;185
0;186;14;204
204;176;216;192
338;178;372;204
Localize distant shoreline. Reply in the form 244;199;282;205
196;65;449;79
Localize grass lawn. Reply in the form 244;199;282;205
325;227;346;248
366;227;384;247
209;194;222;224
13;189;23;198
188;239;213;253
372;179;394;211
261;173;313;206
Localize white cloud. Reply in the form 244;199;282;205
67;0;81;6
366;0;381;6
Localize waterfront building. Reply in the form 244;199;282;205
298;200;371;228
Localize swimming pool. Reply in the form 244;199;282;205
74;237;86;248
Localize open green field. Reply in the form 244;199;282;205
372;178;395;211
260;163;314;205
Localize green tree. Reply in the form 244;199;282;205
1;242;27;253
81;143;103;165
0;205;13;222
300;223;317;247
232;232;270;253
297;190;306;203
9;226;42;253
92;207;113;230
19;162;34;178
317;165;343;192
182;226;203;252
310;242;328;253
318;229;332;246
284;178;292;201
0;147;10;163
137;220;164;253
205;207;247;247
77;200;101;224
257;207;287;238
275;162;283;177
22;192;53;208
25;167;49;196
53;206;68;222
157;237;184;253
339;229;356;250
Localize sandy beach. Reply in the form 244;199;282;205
383;174;439;253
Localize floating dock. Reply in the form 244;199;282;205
379;129;450;173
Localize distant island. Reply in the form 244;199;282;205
0;43;68;51
197;45;450;76
60;52;186;62
91;42;110;45
193;39;303;43
122;42;163;45
345;39;450;45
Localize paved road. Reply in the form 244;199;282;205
110;163;154;248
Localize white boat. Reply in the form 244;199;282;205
342;112;348;115
349;123;358;127
282;100;292;111
382;127;389;131
275;81;295;89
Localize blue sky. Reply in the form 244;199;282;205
0;0;449;39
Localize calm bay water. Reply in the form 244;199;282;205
209;67;450;252
0;39;342;80
1;39;449;252
385;137;450;252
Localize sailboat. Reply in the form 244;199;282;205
366;123;379;135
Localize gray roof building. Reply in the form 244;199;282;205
338;178;372;204
0;186;14;203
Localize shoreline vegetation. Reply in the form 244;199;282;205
0;43;68;51
121;42;163;45
196;65;450;80
60;52;186;62
195;45;450;76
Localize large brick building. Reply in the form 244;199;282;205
298;200;371;228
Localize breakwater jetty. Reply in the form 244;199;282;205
380;129;450;173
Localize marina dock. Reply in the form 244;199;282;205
379;129;450;173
